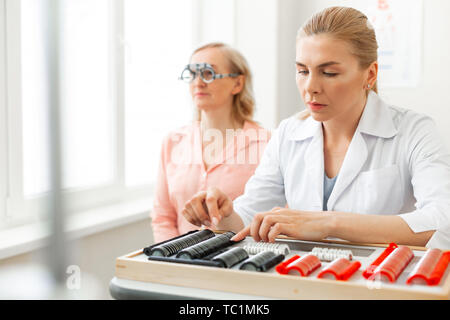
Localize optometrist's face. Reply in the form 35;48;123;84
189;47;240;112
295;34;370;123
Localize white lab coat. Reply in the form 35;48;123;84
234;91;450;249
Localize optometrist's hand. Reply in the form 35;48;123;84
182;187;234;228
231;207;334;242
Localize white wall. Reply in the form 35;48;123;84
381;0;450;145
234;0;278;129
275;0;305;123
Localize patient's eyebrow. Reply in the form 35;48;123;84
296;61;341;68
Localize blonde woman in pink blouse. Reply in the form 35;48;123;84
151;43;271;242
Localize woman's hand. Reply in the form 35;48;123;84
181;187;234;228
231;207;334;242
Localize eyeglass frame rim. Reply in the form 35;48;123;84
178;63;241;83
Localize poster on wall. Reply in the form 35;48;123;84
357;0;423;88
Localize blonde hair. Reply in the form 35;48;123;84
191;42;255;124
297;6;379;120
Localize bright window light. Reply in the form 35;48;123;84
124;0;193;187
21;0;114;196
21;0;50;196
59;0;114;190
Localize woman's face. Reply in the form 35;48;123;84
295;34;375;123
189;47;243;113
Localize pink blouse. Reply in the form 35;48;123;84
151;121;271;243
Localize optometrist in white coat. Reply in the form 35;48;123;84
181;7;450;249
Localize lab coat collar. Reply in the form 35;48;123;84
289;91;398;141
357;91;398;139
289;115;322;141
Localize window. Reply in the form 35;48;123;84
22;0;114;195
124;0;193;186
0;0;195;229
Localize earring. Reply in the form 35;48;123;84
367;84;371;89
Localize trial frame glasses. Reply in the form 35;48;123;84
178;63;240;84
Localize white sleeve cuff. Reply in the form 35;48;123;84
399;210;437;233
233;196;256;227
399;207;450;249
399;205;450;233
